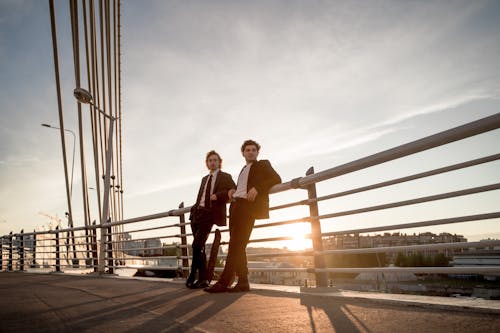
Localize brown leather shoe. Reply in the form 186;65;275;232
228;283;250;292
203;282;228;293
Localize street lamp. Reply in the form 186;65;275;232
41;123;76;200
73;87;118;273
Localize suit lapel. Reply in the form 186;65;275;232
246;160;258;191
197;175;208;205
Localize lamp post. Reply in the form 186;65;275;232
41;124;76;199
73;87;118;274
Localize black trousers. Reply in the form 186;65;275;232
189;209;214;281
218;199;255;286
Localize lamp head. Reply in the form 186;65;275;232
73;87;93;104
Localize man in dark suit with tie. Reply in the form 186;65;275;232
205;140;281;293
187;150;236;289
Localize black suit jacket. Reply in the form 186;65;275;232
243;159;281;220
190;171;236;226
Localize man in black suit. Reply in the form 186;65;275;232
187;150;236;289
205;140;281;293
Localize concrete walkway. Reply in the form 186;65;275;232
1;272;499;333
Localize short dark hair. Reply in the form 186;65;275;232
205;150;222;168
241;139;261;153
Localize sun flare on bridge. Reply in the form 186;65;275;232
286;222;311;251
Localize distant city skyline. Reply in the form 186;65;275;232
1;1;499;249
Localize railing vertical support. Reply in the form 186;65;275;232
91;221;98;272
85;225;92;268
179;202;189;278
55;227;61;272
107;224;114;274
8;232;13;271
32;229;37;268
305;167;328;287
1;237;3;271
19;229;24;271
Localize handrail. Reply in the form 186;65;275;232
30;111;500;234
271;112;500;193
2;112;499;287
321;212;500;237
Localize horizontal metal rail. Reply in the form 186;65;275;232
35;250;94;254
314;266;500;274
321;212;500;237
221;235;300;246
271;112;500;193
316;183;500;220
247;250;314;258
54;264;98;268
34;242;97;248
104;224;179;236
115;256;178;260
316;240;500;255
104;234;179;244
110;265;180;270
114;244;179;252
102;209;188;229
172;216;313;239
271;153;500;210
185;266;500;274
8;225;99;238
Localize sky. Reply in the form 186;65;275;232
1;0;500;250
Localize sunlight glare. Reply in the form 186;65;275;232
286;222;311;251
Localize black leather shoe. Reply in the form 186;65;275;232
189;280;209;289
185;275;196;289
228;283;250;293
196;280;210;289
203;282;228;293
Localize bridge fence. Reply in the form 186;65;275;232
2;112;500;288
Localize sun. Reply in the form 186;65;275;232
286;222;311;251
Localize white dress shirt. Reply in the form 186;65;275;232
233;162;253;199
199;169;219;207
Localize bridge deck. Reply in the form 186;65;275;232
1;272;499;333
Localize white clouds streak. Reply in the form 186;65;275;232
118;0;500;200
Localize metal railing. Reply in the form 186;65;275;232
2;112;500;288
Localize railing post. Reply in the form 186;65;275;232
107;223;114;274
85;225;93;268
55;227;61;272
91;221;98;272
8;232;13;271
305;167;328;287
178;202;189;278
32;229;37;268
1;237;3;271
97;222;106;273
19;229;24;271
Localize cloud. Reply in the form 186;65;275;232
0;156;41;166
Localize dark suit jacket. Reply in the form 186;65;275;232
244;159;282;220
190;171;236;226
